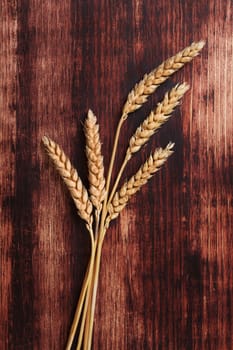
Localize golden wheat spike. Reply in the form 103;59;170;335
84;110;106;212
126;83;189;157
107;142;174;223
122;40;205;115
42;136;93;228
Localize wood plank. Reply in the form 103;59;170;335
0;0;232;349
0;1;17;348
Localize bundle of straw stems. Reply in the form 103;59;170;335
42;40;205;349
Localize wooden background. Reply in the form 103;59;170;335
0;0;232;349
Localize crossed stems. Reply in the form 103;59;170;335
65;114;127;350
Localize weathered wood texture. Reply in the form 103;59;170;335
0;0;232;349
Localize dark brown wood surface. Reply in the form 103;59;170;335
0;1;232;349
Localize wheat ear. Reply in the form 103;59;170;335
107;142;174;223
84;110;106;212
42;136;93;228
123;40;205;115
126;83;189;157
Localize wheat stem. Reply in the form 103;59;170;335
65;226;94;350
66;209;100;349
98;116;125;264
104;116;125;205
65;262;90;350
65;212;101;349
83;275;94;350
76;234;96;350
85;232;105;350
83;209;100;348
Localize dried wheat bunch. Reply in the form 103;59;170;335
84;109;106;212
122;40;205;116
107;142;174;223
42;136;93;228
42;40;205;350
126;83;189;157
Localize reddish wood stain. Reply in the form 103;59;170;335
0;0;232;349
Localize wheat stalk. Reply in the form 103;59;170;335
122;40;205;115
42;40;205;350
84;110;106;212
107;142;174;223
42;136;93;229
126;83;189;157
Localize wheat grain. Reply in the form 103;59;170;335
42;136;93;227
122;40;205;115
84;110;106;212
126;83;189;157
107;142;174;222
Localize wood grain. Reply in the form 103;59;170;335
0;0;232;349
